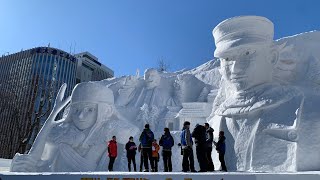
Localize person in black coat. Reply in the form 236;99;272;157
214;131;227;172
191;124;208;172
125;136;137;172
159;128;174;172
204;123;215;171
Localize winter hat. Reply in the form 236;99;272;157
145;124;150;129
183;121;190;126
213;16;274;57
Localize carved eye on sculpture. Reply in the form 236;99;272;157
244;50;256;56
88;108;95;112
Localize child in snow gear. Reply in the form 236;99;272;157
192;124;208;172
204;123;215;171
151;139;160;172
125;136;137;172
159;127;174;172
214;131;227;172
107;136;117;171
180;121;196;172
139;124;154;172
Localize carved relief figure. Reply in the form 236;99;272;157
11;82;139;172
209;16;304;171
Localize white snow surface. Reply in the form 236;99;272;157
8;16;320;173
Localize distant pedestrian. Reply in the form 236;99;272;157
139;124;154;172
151;139;160;172
214;131;227;172
107;136;117;171
125;136;137;172
204;123;215;171
180;121;196;172
192;124;208;172
159;127;174;172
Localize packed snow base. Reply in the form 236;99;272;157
9;15;320;173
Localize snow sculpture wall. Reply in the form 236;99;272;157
209;16;320;172
10;15;320;173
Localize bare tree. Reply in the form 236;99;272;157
157;57;170;72
0;78;57;158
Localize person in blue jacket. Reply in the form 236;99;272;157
214;131;227;172
139;124;154;172
180;121;196;172
159;127;174;172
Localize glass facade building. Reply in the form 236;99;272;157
75;52;114;83
0;47;77;158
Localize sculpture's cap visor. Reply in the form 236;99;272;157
214;38;271;58
213;16;274;58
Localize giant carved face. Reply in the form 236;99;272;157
144;69;161;89
70;102;98;130
219;45;276;92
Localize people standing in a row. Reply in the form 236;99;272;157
125;136;137;172
108;136;117;171
139;124;154;172
159;128;174;172
205;123;215;171
192;124;208;172
108;122;227;172
180;121;196;172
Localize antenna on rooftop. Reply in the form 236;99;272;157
69;43;72;54
73;41;76;55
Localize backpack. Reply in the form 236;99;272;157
161;134;174;150
141;129;154;147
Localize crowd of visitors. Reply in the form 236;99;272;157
107;122;227;172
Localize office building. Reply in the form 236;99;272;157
0;47;77;158
74;52;114;83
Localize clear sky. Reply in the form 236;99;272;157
1;0;320;76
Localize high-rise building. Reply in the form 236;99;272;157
0;47;77;158
74;52;114;83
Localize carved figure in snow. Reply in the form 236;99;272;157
11;82;139;172
209;16;304;171
135;68;178;107
115;76;141;107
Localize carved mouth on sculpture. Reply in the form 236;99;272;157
230;75;247;80
230;76;248;82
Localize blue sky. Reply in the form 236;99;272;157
1;0;320;76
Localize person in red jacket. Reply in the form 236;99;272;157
108;136;117;171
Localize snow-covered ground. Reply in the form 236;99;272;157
2;158;320;180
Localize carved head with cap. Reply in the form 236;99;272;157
213;16;279;92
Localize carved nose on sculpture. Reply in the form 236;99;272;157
230;60;243;73
78;111;85;119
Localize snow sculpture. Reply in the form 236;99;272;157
209;16;305;171
10;82;139;172
115;75;141;107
